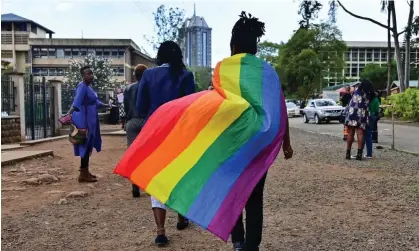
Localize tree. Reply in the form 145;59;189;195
297;0;323;29
65;53;116;90
257;41;281;65
191;67;211;91
146;5;186;51
360;64;387;90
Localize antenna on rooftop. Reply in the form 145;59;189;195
193;2;196;16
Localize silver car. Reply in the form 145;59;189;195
303;99;344;124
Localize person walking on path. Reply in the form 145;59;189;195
344;79;374;161
135;41;196;247
364;89;380;159
123;64;148;198
226;12;293;251
66;66;108;183
340;85;352;141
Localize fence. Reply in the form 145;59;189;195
1;75;16;115
61;83;110;115
24;76;55;140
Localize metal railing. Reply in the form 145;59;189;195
1;75;16;115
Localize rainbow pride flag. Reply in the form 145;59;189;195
114;53;287;241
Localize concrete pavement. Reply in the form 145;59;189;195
289;117;419;154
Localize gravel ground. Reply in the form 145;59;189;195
2;128;419;251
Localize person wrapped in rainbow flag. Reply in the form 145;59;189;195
114;11;293;251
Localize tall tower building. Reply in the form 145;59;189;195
180;5;212;68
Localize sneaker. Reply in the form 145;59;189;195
233;242;244;251
364;155;373;159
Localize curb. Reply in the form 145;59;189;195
20;135;68;146
1;150;54;166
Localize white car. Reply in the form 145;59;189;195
286;102;300;117
302;99;344;124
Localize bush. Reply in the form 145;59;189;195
382;88;419;122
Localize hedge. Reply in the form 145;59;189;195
382;88;419;122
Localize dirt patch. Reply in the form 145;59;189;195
2;130;419;250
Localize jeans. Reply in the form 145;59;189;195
231;174;267;250
364;115;375;157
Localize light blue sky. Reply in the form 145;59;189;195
2;0;417;67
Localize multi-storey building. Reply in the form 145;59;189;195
327;41;419;86
1;13;154;83
180;8;212;68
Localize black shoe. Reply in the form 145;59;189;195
233;242;244;251
176;215;189;230
355;149;363;161
345;149;351;160
373;140;378;144
132;184;140;198
155;235;168;247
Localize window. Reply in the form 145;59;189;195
359;63;365;74
80;48;87;57
56;48;64;58
32;68;40;76
118;68;124;76
345;64;351;77
72;48;80;57
15;23;27;31
40;68;48;76
25;52;30;63
202;32;207;66
351;51;358;61
366;49;373;62
88;48;95;56
351;65;357;77
390;52;394;60
33;48;40;58
111;49;118;58
48;48;56;58
40;48;48;59
57;68;65;76
381;52;387;61
48;68;57;76
373;51;380;61
31;24;37;34
345;52;350;61
103;49;111;57
118;49;125;58
359;51;365;61
64;48;72;58
96;48;103;57
1;23;12;31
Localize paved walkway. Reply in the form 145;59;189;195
289;117;419;154
1;150;53;166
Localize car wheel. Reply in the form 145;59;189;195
303;114;309;123
314;114;321;124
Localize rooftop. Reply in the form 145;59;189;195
345;41;395;48
186;15;210;28
1;13;54;34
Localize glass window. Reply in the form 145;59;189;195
374;51;380;61
103;49;111;57
390;52;394;60
345;52;350;61
72;48;80;57
57;48;64;58
40;48;48;59
381;52;387;61
315;100;337;107
359;51;365;61
64;48;72;58
48;48;56;58
351;66;357;77
32;68;40;76
96;48;103;57
351;50;358;61
88;48;95;56
118;49;125;58
345;64;351;77
80;48;87;57
57;68;65;76
359;63;365;74
118;68;124;76
33;48;40;58
111;49;118;58
31;24;37;34
48;68;57;76
366;49;373;62
40;68;48;76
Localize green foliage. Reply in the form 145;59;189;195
297;0;323;28
277;23;346;98
65;54;115;90
257;41;281;65
146;5;185;51
360;61;398;90
382;88;419;121
190;67;211;91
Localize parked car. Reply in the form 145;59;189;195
302;99;344;124
286;102;300;117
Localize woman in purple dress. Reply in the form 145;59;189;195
66;66;108;183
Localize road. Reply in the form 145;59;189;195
289;117;419;154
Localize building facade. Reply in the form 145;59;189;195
327;41;419;86
180;9;212;68
1;13;154;84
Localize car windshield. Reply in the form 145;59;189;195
286;103;297;108
315;100;336;107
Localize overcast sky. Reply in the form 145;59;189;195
2;0;418;67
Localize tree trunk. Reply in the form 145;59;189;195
404;0;414;89
389;1;405;92
386;4;392;96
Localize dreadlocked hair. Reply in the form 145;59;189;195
155;41;186;77
230;11;266;55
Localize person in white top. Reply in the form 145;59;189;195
116;88;125;130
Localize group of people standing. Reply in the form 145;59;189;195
65;12;292;251
108;88;126;129
341;80;382;160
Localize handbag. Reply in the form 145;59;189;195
69;93;89;145
59;114;72;125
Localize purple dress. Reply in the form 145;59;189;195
71;82;102;157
